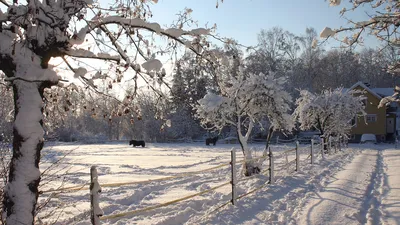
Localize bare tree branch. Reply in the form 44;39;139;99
0;0;9;7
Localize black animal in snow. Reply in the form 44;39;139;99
129;140;145;147
205;137;218;146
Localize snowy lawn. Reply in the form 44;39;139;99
37;141;387;224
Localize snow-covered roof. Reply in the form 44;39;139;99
347;81;383;100
371;88;394;97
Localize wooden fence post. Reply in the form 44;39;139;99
295;141;300;172
231;150;237;205
320;137;325;159
90;166;103;225
269;148;274;184
311;139;314;164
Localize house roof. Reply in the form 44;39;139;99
371;88;394;97
347;81;383;100
345;82;398;107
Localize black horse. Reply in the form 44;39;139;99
129;140;145;147
206;137;218;146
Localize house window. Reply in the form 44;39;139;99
350;116;357;127
366;114;377;123
362;99;368;106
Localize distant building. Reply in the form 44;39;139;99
344;81;399;143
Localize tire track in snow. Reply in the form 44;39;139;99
360;149;384;225
295;149;378;225
380;149;400;225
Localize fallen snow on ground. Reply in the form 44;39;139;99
292;145;400;225
294;148;379;225
37;142;398;225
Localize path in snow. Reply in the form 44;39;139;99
296;149;378;225
296;148;400;225
381;149;400;225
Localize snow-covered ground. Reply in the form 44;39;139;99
292;145;400;225
37;142;399;225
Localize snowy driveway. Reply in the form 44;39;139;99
296;148;400;225
382;149;400;225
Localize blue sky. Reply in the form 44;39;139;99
149;0;380;49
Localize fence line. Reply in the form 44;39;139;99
99;148;278;222
42;147;279;194
41;182;90;193
279;147;297;155
59;135;345;224
201;137;345;217
198;140;328;219
277;138;296;143
231;150;237;206
99;181;231;221
41;162;231;193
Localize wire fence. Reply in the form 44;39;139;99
41;136;347;224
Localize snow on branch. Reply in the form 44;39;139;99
77;15;211;58
196;63;293;133
0;33;60;83
64;49;121;62
322;0;400;50
85;16;210;39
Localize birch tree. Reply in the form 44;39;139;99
0;0;219;223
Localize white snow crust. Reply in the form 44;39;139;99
37;142;400;224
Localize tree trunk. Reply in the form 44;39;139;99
263;126;274;156
2;80;46;225
236;119;260;177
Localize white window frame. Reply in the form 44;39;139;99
362;99;368;106
366;114;377;123
350;116;357;127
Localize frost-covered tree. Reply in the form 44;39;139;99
122;91;171;142
171;52;212;114
0;0;220;223
166;107;203;140
196;60;293;176
293;88;365;140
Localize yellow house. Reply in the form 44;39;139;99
346;82;397;143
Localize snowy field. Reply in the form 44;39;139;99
37;141;398;224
